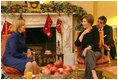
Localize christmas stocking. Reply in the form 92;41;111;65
56;16;62;34
43;15;53;38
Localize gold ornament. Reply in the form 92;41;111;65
28;1;42;12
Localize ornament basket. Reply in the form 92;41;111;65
40;72;73;79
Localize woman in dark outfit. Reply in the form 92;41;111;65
2;18;38;75
75;14;102;79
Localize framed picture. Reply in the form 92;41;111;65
28;1;41;11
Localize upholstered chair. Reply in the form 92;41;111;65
1;35;23;77
74;30;111;79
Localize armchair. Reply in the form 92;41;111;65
74;30;111;79
1;35;37;78
1;35;23;78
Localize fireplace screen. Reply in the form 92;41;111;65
25;27;56;54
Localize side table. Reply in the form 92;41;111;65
41;53;56;66
33;52;64;66
41;52;64;66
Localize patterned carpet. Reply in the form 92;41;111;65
78;59;117;79
8;59;117;79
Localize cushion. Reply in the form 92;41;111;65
78;62;109;68
77;54;109;65
96;55;109;64
3;65;22;74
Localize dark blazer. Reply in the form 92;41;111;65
93;25;116;59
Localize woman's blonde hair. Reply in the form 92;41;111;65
11;18;25;33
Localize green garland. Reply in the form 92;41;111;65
1;2;87;16
1;2;87;31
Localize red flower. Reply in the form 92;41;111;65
19;8;23;12
70;9;74;12
50;8;54;12
56;9;59;12
11;9;16;13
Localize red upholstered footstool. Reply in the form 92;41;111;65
102;66;117;79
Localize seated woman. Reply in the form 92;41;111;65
2;18;38;75
75;14;102;79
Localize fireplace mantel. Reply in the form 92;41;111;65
1;13;75;67
1;13;73;28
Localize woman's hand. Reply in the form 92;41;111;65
82;29;91;35
79;29;91;42
27;49;33;59
27;53;32;59
82;49;87;57
82;45;92;57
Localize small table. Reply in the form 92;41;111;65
102;66;117;79
41;52;64;66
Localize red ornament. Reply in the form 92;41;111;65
50;8;54;12
40;66;48;72
19;8;23;12
46;64;53;69
65;65;73;72
54;72;60;75
63;65;66;69
50;67;58;74
58;68;64;74
70;9;74;12
56;9;59;12
42;68;51;75
62;70;70;74
54;60;63;68
11;9;16;13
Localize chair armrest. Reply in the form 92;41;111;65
103;44;110;51
103;44;111;63
74;46;78;52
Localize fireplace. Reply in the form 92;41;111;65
1;13;74;67
25;27;56;54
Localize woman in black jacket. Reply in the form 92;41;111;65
75;14;101;79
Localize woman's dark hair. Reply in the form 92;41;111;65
98;16;107;24
81;14;94;26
